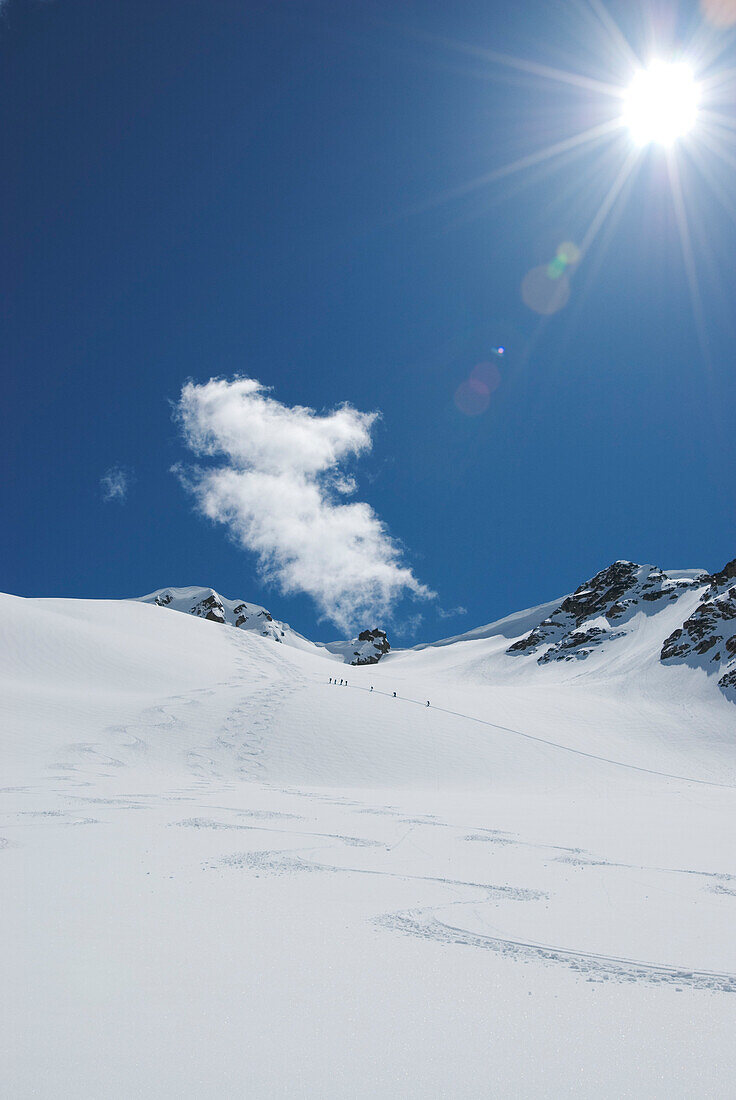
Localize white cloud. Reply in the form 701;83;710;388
174;377;433;631
394;612;426;638
437;605;468;620
100;465;131;504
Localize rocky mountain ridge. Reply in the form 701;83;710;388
137;556;735;697
136;587;391;666
661;559;736;695
506;557;736;701
139;587;290;645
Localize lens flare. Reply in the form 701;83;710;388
623;61;700;147
454;377;490;416
522;264;571;315
471;361;502;392
557;241;581;265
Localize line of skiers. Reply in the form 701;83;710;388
328;677;429;706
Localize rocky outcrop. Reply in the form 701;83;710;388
350;629;390;666
537;625;625;664
185;592;227;624
707;557;736;593
142;587;288;643
139;587;390;666
505;555;736;702
661;558;736;698
507;561;700;664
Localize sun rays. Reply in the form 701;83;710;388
411;2;736;341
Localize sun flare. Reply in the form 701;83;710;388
622;61;700;147
421;7;735;357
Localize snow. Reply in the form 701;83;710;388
2;589;736;1097
137;585;317;652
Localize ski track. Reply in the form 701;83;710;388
378;910;736;994
7;772;736;1000
328;681;736;790
192;791;736;996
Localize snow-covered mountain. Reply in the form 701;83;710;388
137;557;736;697
315;628;391;666
499;557;736;701
136;586;391;666
137;585;307;646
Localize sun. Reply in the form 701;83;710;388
419;10;734;355
622;61;700;147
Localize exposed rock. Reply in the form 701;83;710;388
661;565;736;694
140;589;390;665
720;666;736;698
189;593;226;624
538;626;625;664
707;557;736;593
350;629;390;666
505;553;735;699
139;587;290;644
507;561;700;665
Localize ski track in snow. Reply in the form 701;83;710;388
190;790;736;995
15;653;734;997
334;682;736;790
378;909;736;994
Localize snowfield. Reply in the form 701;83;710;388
2;589;736;1098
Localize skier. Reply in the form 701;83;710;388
393;691;396;698
329;677;332;684
370;686;373;692
426;700;430;707
345;681;348;687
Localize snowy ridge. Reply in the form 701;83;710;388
137;557;736;697
137;585;315;651
137;587;391;666
506;561;704;661
498;557;736;701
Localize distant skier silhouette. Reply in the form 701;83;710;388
393;691;396;698
426;700;430;707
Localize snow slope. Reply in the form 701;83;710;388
2;588;736;1098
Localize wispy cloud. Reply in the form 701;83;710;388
394;612;426;638
437;605;468;620
100;465;132;504
174;377;433;631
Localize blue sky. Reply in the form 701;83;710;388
3;0;735;641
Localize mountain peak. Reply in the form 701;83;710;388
139;586;289;644
135;556;736;697
136;587;392;666
503;556;736;701
506;560;699;663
